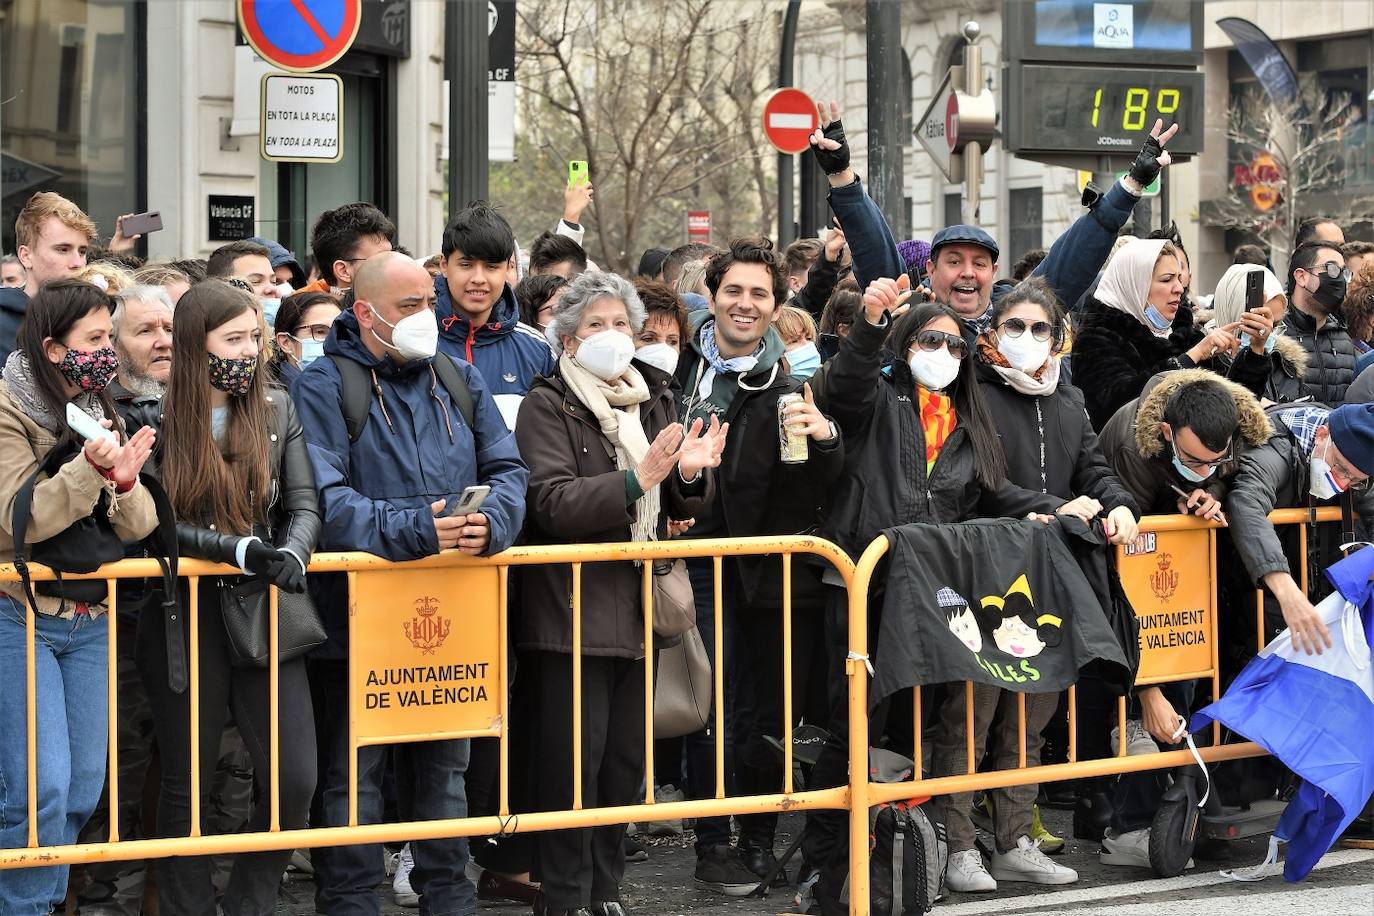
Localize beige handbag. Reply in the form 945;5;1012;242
650;558;696;637
654;626;713;739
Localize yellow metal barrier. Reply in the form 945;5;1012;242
0;508;1348;915
0;536;859;881
845;506;1344;910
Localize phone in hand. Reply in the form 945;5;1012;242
67;403;116;445
568;160;589;188
120;211;163;237
448;485;490;517
1245;269;1264;312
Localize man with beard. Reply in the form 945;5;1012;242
1283;241;1356;404
110;284;175;406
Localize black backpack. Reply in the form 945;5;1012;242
330;353;475;442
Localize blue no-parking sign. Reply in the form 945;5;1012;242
239;0;362;73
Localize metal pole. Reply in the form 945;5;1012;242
961;25;983;223
865;0;904;238
777;0;801;247
1160;170;1170;231
447;0;490;215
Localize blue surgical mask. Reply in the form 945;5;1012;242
259;297;281;329
297;337;325;367
787;342;821;380
1144;304;1172;331
1168;442;1214;483
1239;330;1279;354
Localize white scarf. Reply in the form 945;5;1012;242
558;353;661;546
991;355;1062;398
1096;238;1175;339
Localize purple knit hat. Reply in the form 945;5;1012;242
897;239;931;272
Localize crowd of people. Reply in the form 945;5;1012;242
0;100;1372;916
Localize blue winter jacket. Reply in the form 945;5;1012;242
292;310;529;655
435;275;555;429
0;287;28;365
829;177;1141;314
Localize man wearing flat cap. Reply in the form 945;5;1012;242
1226;402;1374;659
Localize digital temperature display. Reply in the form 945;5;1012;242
1005;64;1204;157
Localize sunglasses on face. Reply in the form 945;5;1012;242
997;317;1054;342
1312;261;1353;283
914;330;968;359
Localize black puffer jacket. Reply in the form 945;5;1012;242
1280;306;1357;405
976;362;1139;517
810;315;1060;560
128;390;321;567
1073;297;1204;430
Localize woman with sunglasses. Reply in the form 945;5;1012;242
1073;239;1240;430
803;278;1062;910
267;291;341;387
970;278;1142;884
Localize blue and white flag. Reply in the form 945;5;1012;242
1189;547;1374;881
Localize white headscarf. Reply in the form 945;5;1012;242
1209;263;1286;330
1096;238;1176;339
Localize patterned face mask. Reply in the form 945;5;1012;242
207;353;258;396
58;346;119;393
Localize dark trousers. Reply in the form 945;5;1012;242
683;557;740;852
734;601;832;848
310;658;476;916
1111;679;1197;834
529;651;644;910
135;581;316;916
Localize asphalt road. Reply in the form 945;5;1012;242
275;807;1374;915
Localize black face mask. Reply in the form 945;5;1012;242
1311;272;1348;310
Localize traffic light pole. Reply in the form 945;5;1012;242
447;0;489;216
777;0;801;246
866;0;905;239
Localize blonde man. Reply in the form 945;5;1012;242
1;192;99;360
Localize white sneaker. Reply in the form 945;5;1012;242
392;843;420;907
648;784;685;836
989;835;1079;885
1111;719;1160;757
1101;828;1193;869
945;849;997;893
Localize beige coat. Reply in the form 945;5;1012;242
0;381;157;617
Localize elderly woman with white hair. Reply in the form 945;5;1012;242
1073;238;1243;428
1207;263;1307;405
514;271;726;916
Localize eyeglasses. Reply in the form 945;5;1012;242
1312;261;1353;283
1324;444;1370;491
914;330;968;359
292;323;332;342
997;317;1054;342
1173;439;1233;470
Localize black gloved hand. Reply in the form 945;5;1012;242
1128;132;1166;187
809;118;851;176
264;552;307;594
242;539;279;576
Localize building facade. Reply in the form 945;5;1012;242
1;0;448;264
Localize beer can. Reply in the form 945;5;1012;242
778;392;808;464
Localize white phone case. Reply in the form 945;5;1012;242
66;403;116;444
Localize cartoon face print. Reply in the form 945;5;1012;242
948;604;983;652
992;614;1046;658
937;586;982;653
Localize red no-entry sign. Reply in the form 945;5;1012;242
762;88;819;155
239;0;362;73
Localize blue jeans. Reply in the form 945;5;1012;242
313;660;475;916
683;558;740;853
0;596;109;915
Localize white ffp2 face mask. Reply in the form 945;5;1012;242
996;333;1052;373
635;342;679;376
574;329;636;381
370;306;439;361
908;347;962;392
